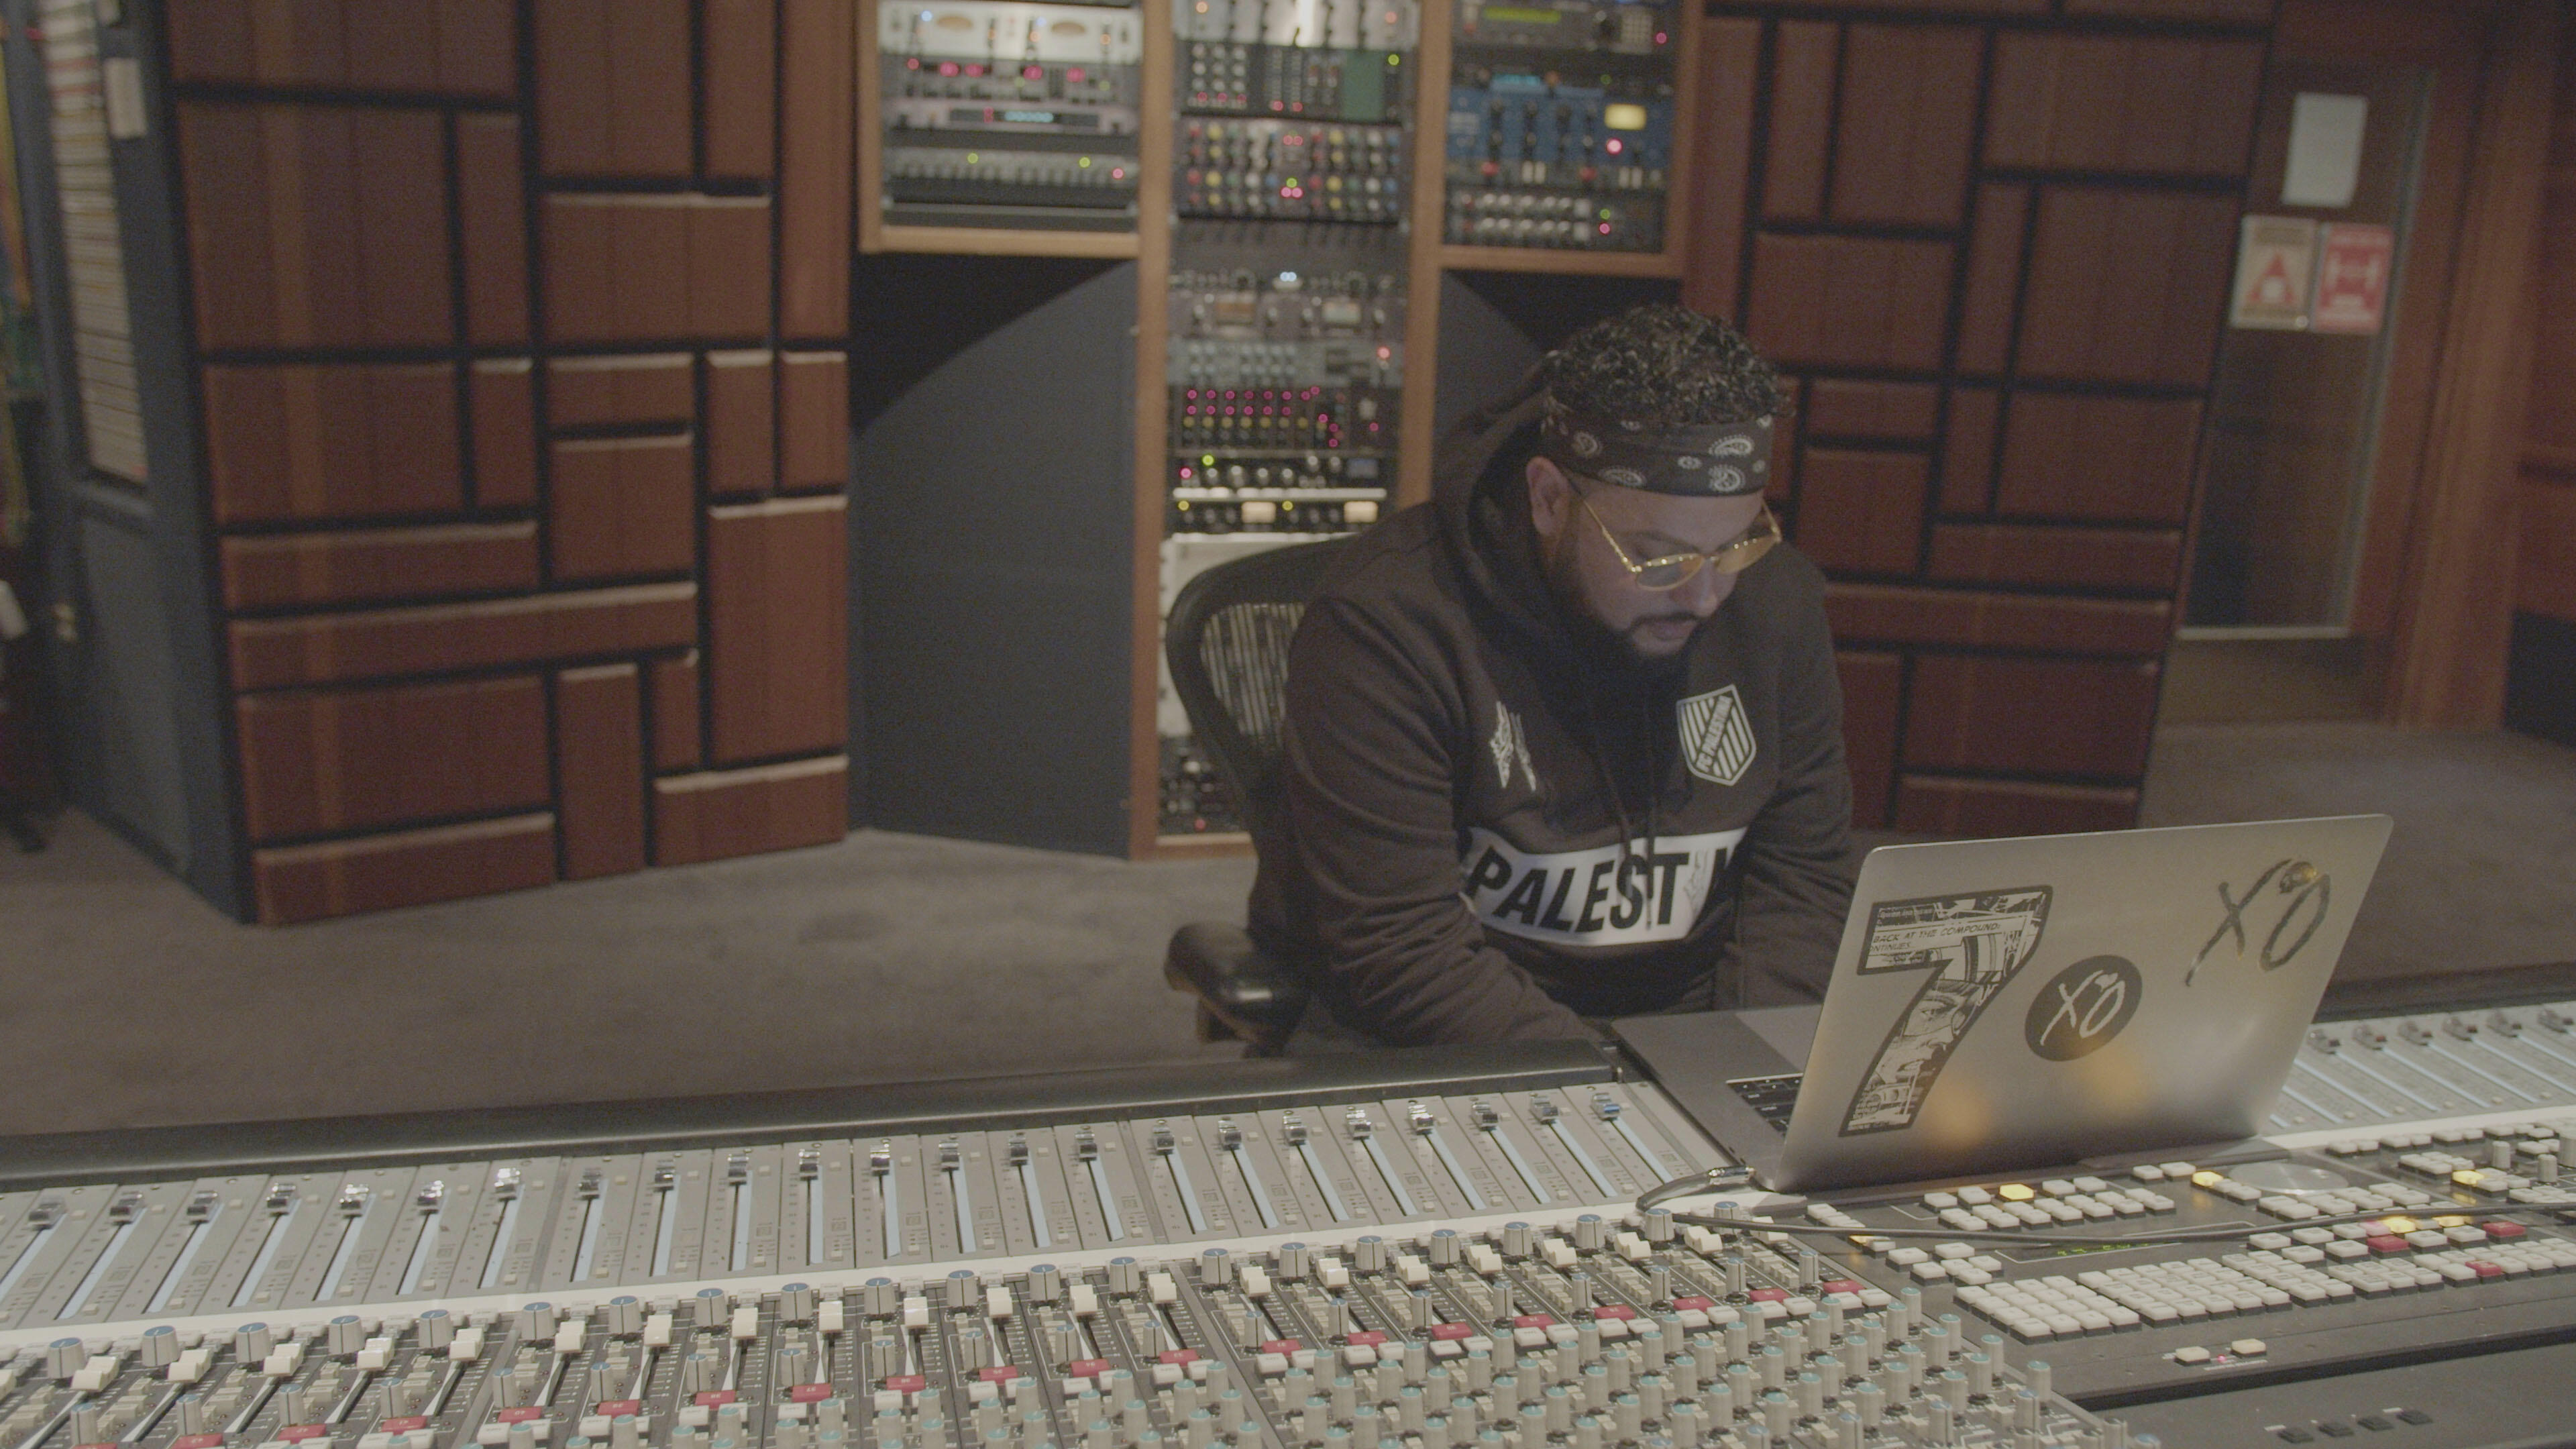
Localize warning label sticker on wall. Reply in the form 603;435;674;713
2229;215;2318;331
2310;223;2395;335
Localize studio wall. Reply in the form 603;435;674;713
164;0;857;921
2522;22;2576;631
1685;0;2270;835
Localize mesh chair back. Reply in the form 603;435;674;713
1164;538;1352;842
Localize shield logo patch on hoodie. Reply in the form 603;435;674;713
1678;685;1756;786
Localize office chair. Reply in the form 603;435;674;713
1161;536;1352;1055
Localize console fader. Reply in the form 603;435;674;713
0;1047;2128;1449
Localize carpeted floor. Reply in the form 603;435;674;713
4;721;2572;1138
0;818;1253;1136
2138;722;2576;986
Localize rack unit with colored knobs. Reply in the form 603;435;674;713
852;0;1709;857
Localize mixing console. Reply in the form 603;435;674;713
23;987;2576;1448
877;1;1145;230
1443;2;1677;253
0;1050;2127;1449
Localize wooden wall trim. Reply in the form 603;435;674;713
1395;0;1456;514
2335;5;2488;641
1126;9;1177;858
2387;0;2561;729
856;0;884;254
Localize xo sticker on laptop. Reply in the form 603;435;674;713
1840;888;2052;1136
2023;956;2143;1062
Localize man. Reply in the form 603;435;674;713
1246;304;1856;1044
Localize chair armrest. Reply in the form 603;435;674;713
1164;922;1310;1043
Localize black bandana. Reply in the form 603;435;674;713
1536;395;1774;496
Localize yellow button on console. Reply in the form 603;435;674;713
1998;1183;2036;1202
2380;1215;2418;1235
2435;1214;2472;1229
2192;1170;2225;1189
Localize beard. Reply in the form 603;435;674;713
1543;525;1697;679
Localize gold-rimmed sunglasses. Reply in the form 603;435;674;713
1580;493;1782;590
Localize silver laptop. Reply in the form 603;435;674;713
1615;816;2393;1192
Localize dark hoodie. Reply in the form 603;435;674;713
1245;380;1857;1044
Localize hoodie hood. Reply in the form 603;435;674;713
1430;368;1690;835
1430;366;1589;682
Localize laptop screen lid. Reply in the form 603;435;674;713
1769;815;2392;1193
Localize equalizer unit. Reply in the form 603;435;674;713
1176;0;1420;117
1444;1;1677;252
1157;0;1422;841
876;1;1146;230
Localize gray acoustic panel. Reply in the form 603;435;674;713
1432;274;1544;441
2506;612;2576;749
1433;271;1684;440
76;508;191;871
854;260;1138;855
5;2;240;914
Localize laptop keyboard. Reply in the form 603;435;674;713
1729;1072;1803;1131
